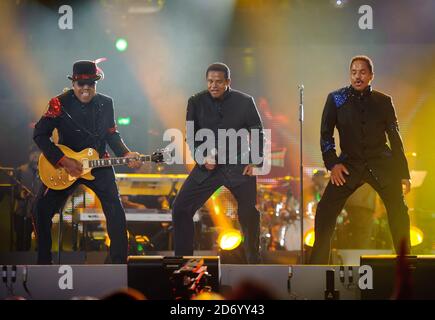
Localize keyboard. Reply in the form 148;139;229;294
75;209;172;222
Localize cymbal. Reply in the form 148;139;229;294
258;184;276;190
274;176;300;181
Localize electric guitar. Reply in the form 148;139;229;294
38;144;165;190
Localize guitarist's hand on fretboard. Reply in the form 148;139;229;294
60;157;83;177
125;151;142;169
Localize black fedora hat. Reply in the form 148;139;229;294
67;60;104;82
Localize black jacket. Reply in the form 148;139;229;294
34;89;129;166
186;88;264;185
321;85;410;189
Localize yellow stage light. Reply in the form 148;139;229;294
105;233;110;247
218;229;243;251
410;226;424;247
192;292;225;300
302;226;422;248
135;235;150;243
304;229;315;247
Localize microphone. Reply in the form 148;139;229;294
22;266;32;298
2;265;7;284
298;84;304;122
348;266;354;284
339;266;345;283
11;265;17;283
298;84;304;99
23;266;28;284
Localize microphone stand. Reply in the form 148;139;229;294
1;167;34;197
298;85;305;264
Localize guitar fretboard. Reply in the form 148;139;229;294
89;155;151;168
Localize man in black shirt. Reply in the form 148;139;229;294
172;63;264;263
310;55;411;264
33;60;141;264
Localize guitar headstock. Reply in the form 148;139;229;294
151;148;171;163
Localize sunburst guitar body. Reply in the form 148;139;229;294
38;144;164;190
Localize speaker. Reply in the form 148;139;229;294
220;264;291;299
332;249;393;265
127;255;220;300
0;265;126;300
289;265;361;300
360;255;435;300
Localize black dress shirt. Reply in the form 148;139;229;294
320;85;410;188
34;89;129;166
185;88;264;185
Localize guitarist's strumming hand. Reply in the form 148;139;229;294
59;157;83;177
125;151;142;169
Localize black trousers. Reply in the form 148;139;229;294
309;169;410;264
172;168;260;264
34;167;127;264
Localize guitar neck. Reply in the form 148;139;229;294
88;155;152;169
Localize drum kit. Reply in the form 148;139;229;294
188;171;333;252
257;173;329;252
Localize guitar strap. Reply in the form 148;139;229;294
60;94;102;150
62;108;98;140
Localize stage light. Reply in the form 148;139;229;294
304;229;315;247
115;38;128;52
410;226;423;247
117;117;131;125
127;0;165;14
333;0;345;7
105;233;110;247
135;235;150;243
406;152;418;158
192;292;225;300
218;229;243;251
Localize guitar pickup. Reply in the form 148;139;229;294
82;158;90;170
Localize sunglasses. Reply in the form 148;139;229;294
76;81;97;87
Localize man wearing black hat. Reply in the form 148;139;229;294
309;55;411;264
33;60;141;264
